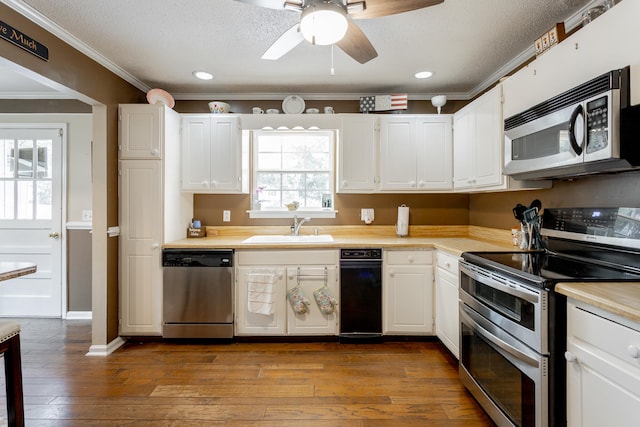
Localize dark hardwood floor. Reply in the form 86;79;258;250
2;319;495;426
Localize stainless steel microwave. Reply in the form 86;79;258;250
504;67;640;180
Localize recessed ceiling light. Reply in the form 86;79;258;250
414;71;433;79
193;71;213;80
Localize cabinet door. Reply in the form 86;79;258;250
119;104;162;159
181;116;212;191
379;117;417;191
235;267;287;335
338;115;377;192
286;266;339;335
384;263;434;334
453;110;474;190
415;116;453;190
566;302;640;426
472;85;504;188
435;267;459;358
119;160;163;335
210;116;242;192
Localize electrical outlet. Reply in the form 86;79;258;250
82;210;93;221
223;210;231;222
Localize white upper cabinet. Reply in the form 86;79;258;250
453;84;505;191
502;0;640;118
119;104;162;159
337;114;377;193
181;115;247;193
379;115;453;191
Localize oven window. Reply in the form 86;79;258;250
462;323;536;427
461;274;536;330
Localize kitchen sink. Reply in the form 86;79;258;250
242;234;334;244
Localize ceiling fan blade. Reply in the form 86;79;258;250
335;21;378;64
348;0;444;19
262;24;305;60
233;0;289;10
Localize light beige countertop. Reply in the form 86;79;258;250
0;262;37;282
163;225;516;256
555;282;640;325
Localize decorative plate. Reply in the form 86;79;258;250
282;95;305;114
146;88;175;108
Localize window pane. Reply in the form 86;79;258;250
0;182;14;219
307;172;330;190
282;173;304;190
258;135;281;152
17;180;33;219
0;139;14;178
36;181;52;219
282;152;305;170
17;139;34;178
306;191;323;207
257;153;282;169
37;139;52;179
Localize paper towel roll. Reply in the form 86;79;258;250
396;204;409;237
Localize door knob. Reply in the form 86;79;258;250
49;232;60;239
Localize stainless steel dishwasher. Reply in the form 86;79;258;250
162;249;234;338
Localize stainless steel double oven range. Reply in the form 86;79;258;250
459;207;640;426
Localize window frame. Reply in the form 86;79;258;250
248;129;337;219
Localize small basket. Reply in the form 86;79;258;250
187;227;206;238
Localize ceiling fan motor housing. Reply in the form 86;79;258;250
300;0;349;45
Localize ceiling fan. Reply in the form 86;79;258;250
234;0;444;64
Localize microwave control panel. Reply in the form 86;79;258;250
585;95;609;154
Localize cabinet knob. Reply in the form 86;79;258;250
201;181;208;187
418;181;425;188
445;262;451;268
152;243;160;250
408;256;414;263
628;345;640;359
564;351;577;363
409;181;416;187
389;270;395;277
150;149;159;156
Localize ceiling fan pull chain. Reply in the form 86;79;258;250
330;44;335;76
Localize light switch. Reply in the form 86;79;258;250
223;210;231;222
82;210;92;221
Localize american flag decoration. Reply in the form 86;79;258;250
359;96;376;112
359;94;408;113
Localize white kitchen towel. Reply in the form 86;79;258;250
247;272;276;315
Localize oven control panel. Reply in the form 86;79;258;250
542;208;640;243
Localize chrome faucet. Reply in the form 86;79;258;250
291;215;311;236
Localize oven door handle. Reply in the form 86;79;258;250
461;304;540;369
460;263;539;304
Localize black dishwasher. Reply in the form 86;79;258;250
339;248;383;341
162;249;234;339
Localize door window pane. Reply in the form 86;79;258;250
17;139;34;178
0;182;14;219
17;180;33;220
36;181;52;220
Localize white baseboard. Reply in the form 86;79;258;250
66;311;92;320
86;336;126;357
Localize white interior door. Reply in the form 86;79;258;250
0;125;63;317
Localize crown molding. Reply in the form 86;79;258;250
171;92;470;101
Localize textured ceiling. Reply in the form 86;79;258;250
2;0;598;100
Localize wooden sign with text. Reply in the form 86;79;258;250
0;20;49;61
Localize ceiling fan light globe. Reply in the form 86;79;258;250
300;3;348;45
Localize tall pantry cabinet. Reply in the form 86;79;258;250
118;104;193;335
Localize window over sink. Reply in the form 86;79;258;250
249;129;336;219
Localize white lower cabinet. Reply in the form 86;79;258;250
383;249;434;335
434;250;460;358
565;300;640;426
235;250;339;336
